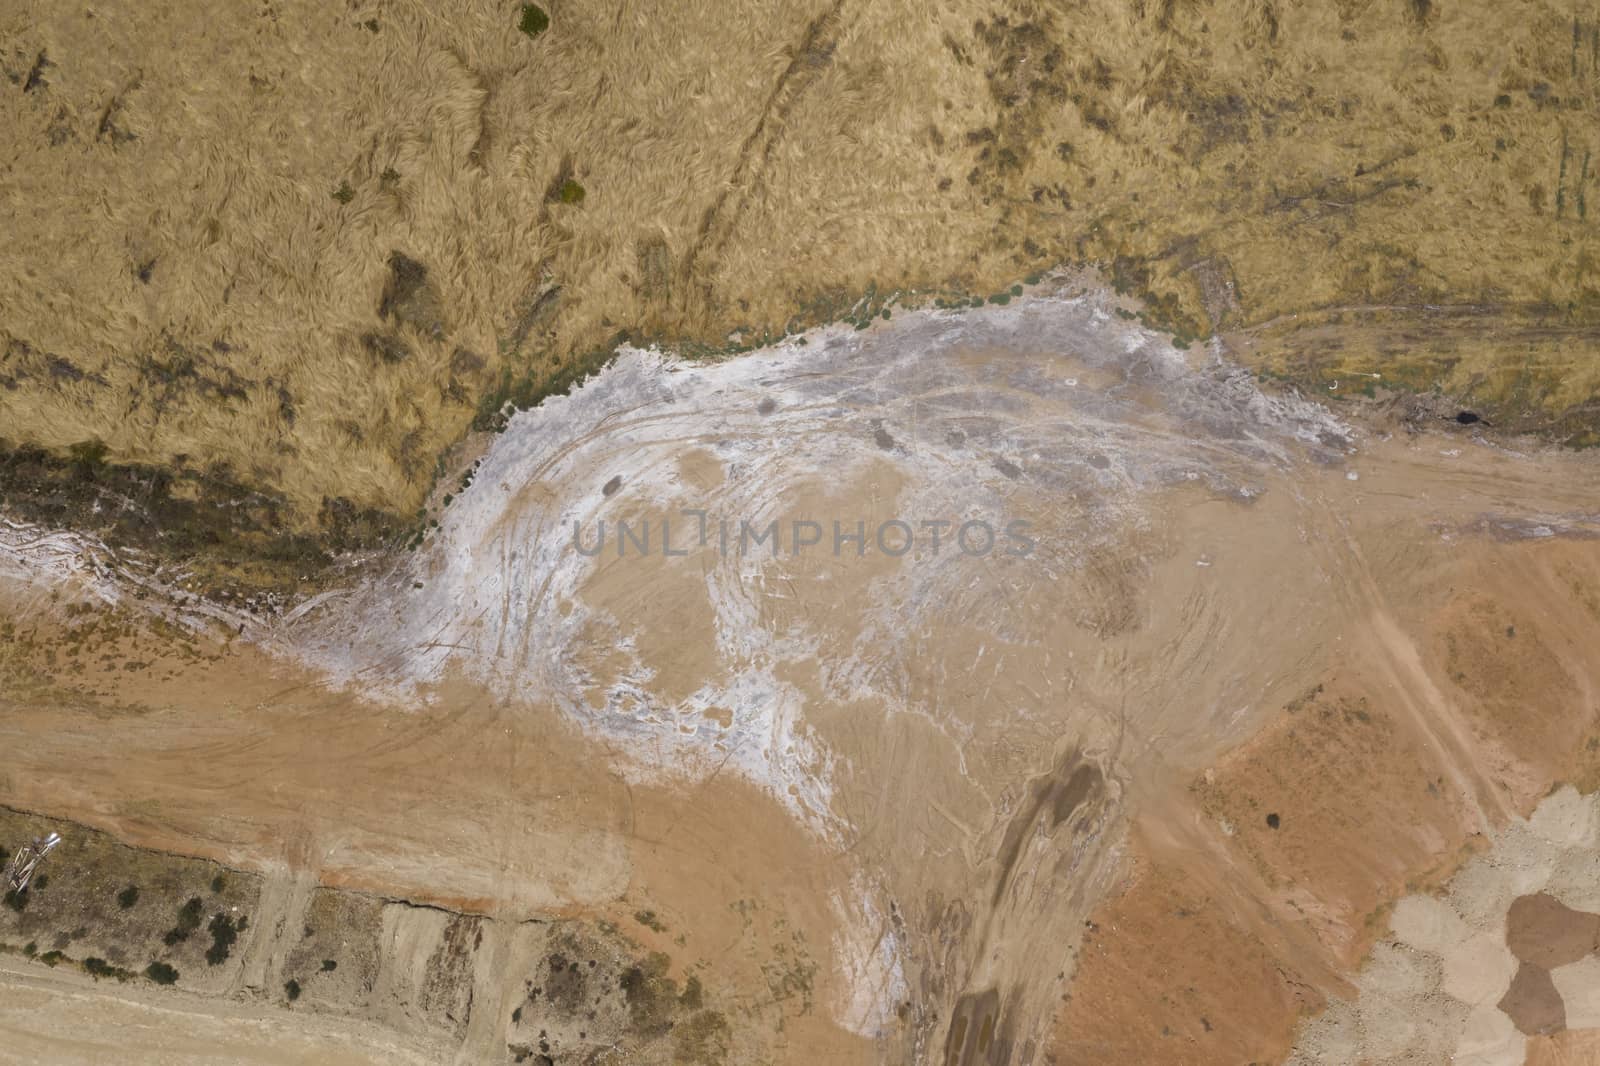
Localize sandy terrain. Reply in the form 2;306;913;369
0;953;443;1066
2;286;1599;1062
1056;523;1600;1064
1287;786;1600;1065
4;0;1600;1059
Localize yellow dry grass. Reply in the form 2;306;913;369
3;0;1599;529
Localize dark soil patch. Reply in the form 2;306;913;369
1499;961;1566;1036
1506;893;1600;969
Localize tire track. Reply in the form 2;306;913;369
678;0;850;297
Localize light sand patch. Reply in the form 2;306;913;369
1444;933;1519;1007
1392;894;1474;956
1361;941;1440;997
1530;790;1599;851
1457;1003;1528;1066
1550;956;1600;1032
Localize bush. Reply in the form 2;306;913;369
558;179;585;204
164;897;203;945
3;889;26;913
205;913;239;966
518;4;549;36
83;957;133;981
320;959;337;972
285;978;301;1002
117;885;140;909
145;961;179;985
210;875;226;894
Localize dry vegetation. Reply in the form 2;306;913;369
0;806;261;994
2;0;1599;562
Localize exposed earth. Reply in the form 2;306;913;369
6;1;1600;1062
1;285;1598;1062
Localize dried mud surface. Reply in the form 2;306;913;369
1;291;1599;1062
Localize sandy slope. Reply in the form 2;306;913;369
0;954;444;1066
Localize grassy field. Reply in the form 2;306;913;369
3;0;1599;560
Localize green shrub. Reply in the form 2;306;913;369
117;885;140;909
518;4;549;36
285;978;301;1002
558;179;585;204
205;913;239;966
164;897;203;945
145;961;179;985
83;958;133;981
